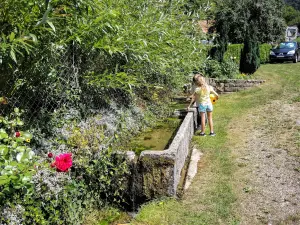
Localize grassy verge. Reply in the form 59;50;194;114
84;207;131;225
130;63;300;225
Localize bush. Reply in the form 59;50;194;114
0;107;131;225
202;59;239;79
221;60;240;78
0;108;35;203
202;60;222;78
259;43;272;64
0;108;37;224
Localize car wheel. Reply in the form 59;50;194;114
293;55;298;63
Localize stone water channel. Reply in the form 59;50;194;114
120;96;199;209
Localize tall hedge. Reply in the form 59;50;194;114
224;43;271;64
259;44;272;64
224;44;243;62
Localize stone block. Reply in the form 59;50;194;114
225;86;239;92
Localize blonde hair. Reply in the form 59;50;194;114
195;76;209;92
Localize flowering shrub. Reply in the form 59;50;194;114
65;112;131;206
0;107;133;224
0;108;35;200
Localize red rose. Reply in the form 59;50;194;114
53;153;72;172
15;131;21;137
50;162;56;168
48;152;53;158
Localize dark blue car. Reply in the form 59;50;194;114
269;41;300;63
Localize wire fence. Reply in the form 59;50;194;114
0;45;124;131
0;51;72;127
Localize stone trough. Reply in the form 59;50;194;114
125;104;198;204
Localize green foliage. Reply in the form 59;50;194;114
283;5;300;28
0;0;207;124
259;44;272;64
82;150;129;207
84;207;131;225
285;0;300;11
184;0;216;18
0;108;131;224
212;1;275;72
65;115;130;207
213;0;285;44
18;176;90;225
224;44;243;63
0;108;35;201
202;59;239;79
0;0;210;224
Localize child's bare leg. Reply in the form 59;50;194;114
200;112;206;133
207;111;214;133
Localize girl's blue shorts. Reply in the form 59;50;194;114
199;103;213;113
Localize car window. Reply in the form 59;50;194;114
277;42;295;49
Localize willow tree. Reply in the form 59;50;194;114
0;0;208;124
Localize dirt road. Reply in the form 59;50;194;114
230;99;300;225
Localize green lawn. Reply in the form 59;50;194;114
130;63;300;225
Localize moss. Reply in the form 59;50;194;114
123;118;182;155
141;155;175;166
143;166;171;199
139;154;176;199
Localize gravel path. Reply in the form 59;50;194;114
230;100;300;225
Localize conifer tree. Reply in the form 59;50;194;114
240;22;260;74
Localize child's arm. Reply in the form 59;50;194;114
210;87;219;99
187;92;196;110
